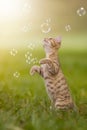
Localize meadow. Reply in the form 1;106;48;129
0;0;87;129
0;48;87;130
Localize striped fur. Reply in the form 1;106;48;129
30;37;75;110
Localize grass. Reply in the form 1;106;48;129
0;48;87;130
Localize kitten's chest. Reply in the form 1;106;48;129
41;64;49;78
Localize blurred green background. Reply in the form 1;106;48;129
0;0;87;130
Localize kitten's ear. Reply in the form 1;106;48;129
55;36;62;44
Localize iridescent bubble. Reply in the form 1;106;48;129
21;23;32;32
25;52;32;64
27;23;32;30
26;59;31;64
65;24;71;32
32;58;38;64
25;51;32;58
35;41;42;48
13;72;20;78
41;22;51;33
27;43;35;50
10;48;18;56
25;51;38;65
77;7;86;16
46;18;51;23
23;2;31;14
30;57;38;64
22;25;28;32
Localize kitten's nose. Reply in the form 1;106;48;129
43;38;48;43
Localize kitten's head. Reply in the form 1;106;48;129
43;36;61;53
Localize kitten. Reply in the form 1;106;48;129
30;36;76;110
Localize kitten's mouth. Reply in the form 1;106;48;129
43;38;47;42
43;38;49;44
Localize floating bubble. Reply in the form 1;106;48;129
25;51;32;58
21;23;32;32
35;41;42;48
24;40;41;49
28;23;32;30
41;22;51;33
21;25;28;32
23;2;31;14
25;52;32;64
65;24;71;32
27;56;31;60
25;51;38;65
13;71;20;78
46;18;51;23
10;48;18;56
77;7;86;16
32;58;38;64
26;59;31;64
29;57;38;64
28;43;35;50
23;3;31;13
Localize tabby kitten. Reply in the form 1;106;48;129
30;36;75;110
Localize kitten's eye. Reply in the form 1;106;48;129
51;40;56;47
49;38;52;40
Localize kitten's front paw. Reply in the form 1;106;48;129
39;58;51;65
30;66;36;75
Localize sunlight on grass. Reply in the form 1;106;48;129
0;49;87;130
0;0;87;129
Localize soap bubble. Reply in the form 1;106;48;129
25;51;32;59
24;40;35;50
65;24;71;32
25;51;38;65
31;58;38;64
26;59;31;64
41;22;51;33
28;43;35;50
13;72;20;78
46;18;51;23
21;25;28;32
21;23;32;32
25;52;32;64
28;23;32;30
10;48;18;56
77;7;86;16
23;2;31;14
